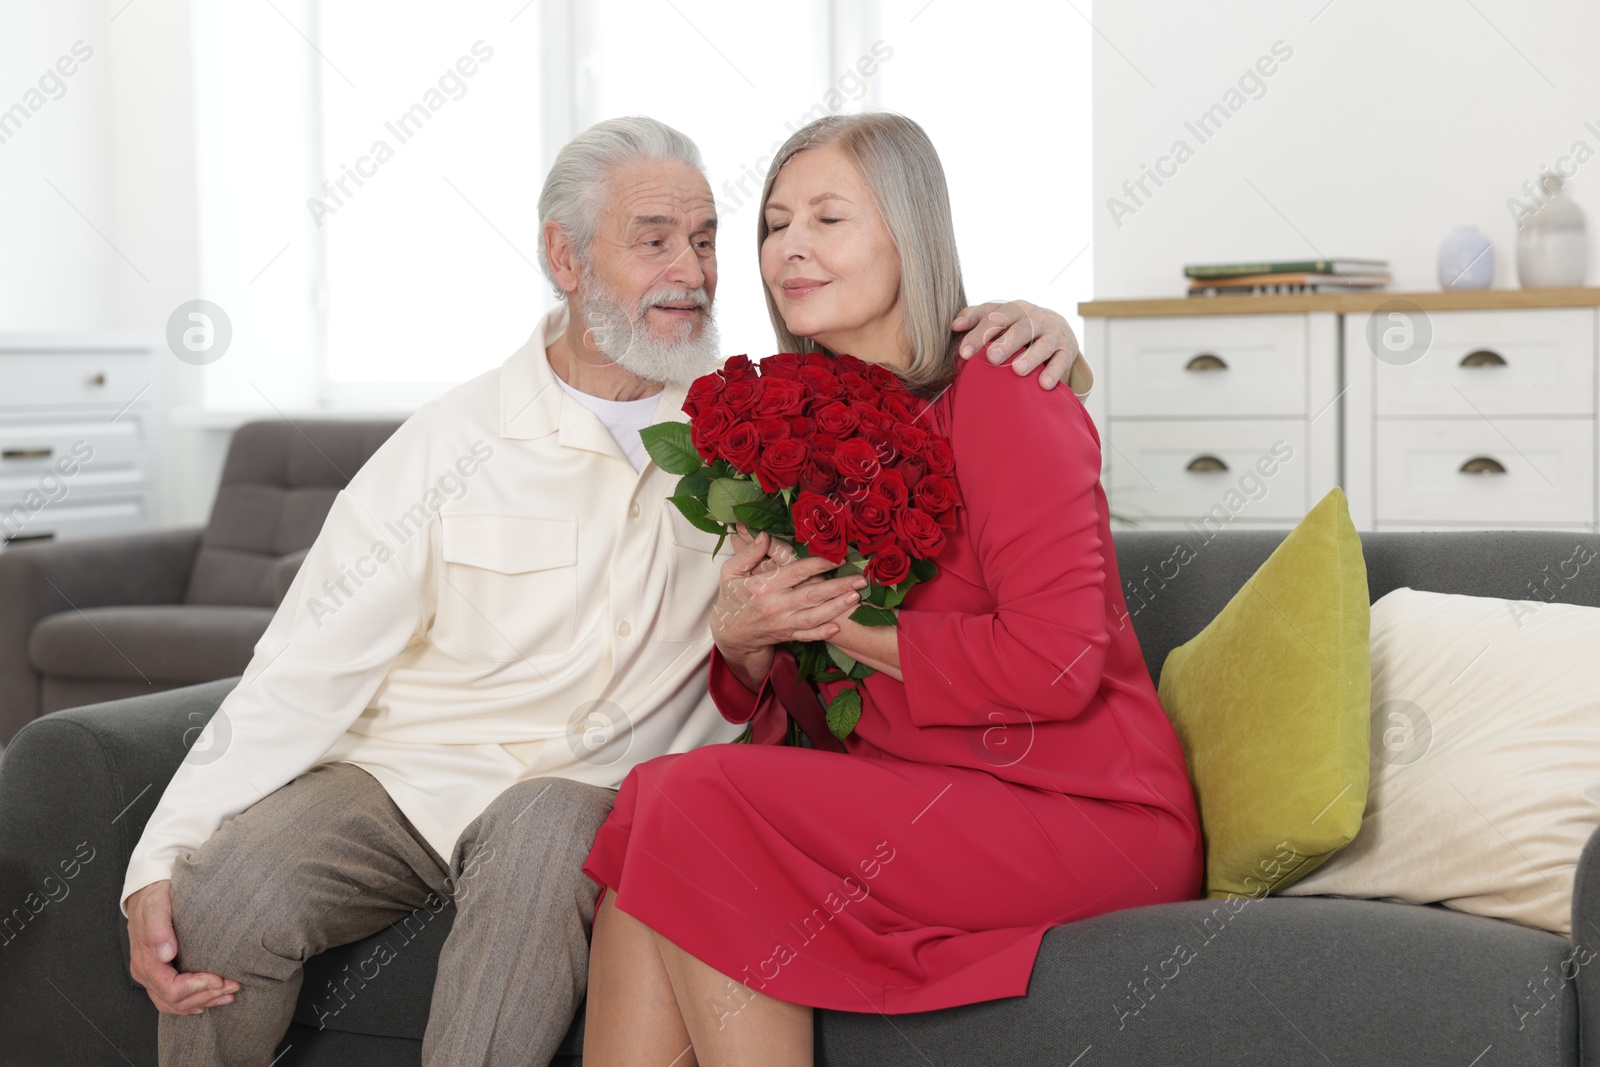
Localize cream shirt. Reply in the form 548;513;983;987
122;305;738;909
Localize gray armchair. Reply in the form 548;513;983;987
0;419;402;744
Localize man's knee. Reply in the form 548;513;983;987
456;778;615;892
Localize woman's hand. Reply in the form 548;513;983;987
953;300;1093;395
712;525;867;689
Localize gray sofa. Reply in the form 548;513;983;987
1;527;1594;1065
0;420;402;745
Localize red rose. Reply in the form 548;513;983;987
754;417;791;444
813;400;858;437
851;490;895;543
834;438;881;482
721;424;762;473
867;430;900;467
757;377;806;418
800;352;833;370
761;353;803;380
923;437;955;475
721;355;759;382
692;405;736;461
852;403;890;432
892;422;929;457
799;457;837;495
867;544;911;586
836;475;872;503
881;391;921;423
915;474;957;524
872;468;908;510
722;379;762;415
864;363;899;389
857;529;902;557
839;372;878;404
792;491;850;562
896;454;928;490
833;353;869;376
799;366;843;403
756;438;808;492
787;415;816;441
809;436;840;462
683;374;725;419
893;507;946;559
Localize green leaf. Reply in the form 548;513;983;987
678;464;713;501
910;558;938;583
666;494;725;536
826;686;863;740
825;642;858;675
849;603;896;626
882;583;909;609
706;478;767;523
641;423;703;475
733;500;788;530
848;660;876;681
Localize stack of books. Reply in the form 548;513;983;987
1185;259;1391;296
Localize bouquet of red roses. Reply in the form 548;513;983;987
640;352;958;745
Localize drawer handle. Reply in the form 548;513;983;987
1184;353;1229;372
2;447;53;460
90;372;107;386
1459;456;1507;475
3;532;55;545
1185;454;1230;472
1459;349;1507;368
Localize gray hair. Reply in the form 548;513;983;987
537;116;707;298
757;112;968;398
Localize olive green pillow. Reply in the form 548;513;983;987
1157;487;1370;900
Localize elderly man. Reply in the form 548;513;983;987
122;116;1091;1066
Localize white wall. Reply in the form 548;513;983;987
0;3;118;330
1092;0;1600;297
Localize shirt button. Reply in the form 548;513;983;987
629;501;641;518
616;620;631;637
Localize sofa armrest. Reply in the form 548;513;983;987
1572;825;1600;1066
0;677;237;1067
0;528;204;742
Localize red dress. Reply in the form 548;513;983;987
581;351;1203;1014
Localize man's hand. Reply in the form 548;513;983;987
954;300;1093;394
127;881;239;1015
711;525;865;690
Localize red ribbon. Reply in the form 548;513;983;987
751;645;848;753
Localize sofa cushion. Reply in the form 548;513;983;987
1156;487;1371;898
1280;585;1600;935
28;605;274;683
185;420;401;609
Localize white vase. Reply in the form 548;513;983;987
1438;225;1494;289
1517;173;1589;288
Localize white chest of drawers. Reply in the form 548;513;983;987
1080;289;1600;532
0;334;161;550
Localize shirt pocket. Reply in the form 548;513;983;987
660;505;720;644
438;513;578;661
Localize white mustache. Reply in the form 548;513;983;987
637;287;710;316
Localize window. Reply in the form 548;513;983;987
188;0;1091;411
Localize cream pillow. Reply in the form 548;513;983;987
1278;586;1600;935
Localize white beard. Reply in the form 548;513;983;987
576;268;721;387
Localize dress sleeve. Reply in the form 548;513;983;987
707;644;781;726
895;359;1111;728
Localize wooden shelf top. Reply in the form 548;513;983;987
1078;287;1600;318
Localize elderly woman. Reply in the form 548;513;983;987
580;113;1202;1065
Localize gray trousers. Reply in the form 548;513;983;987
159;762;616;1066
